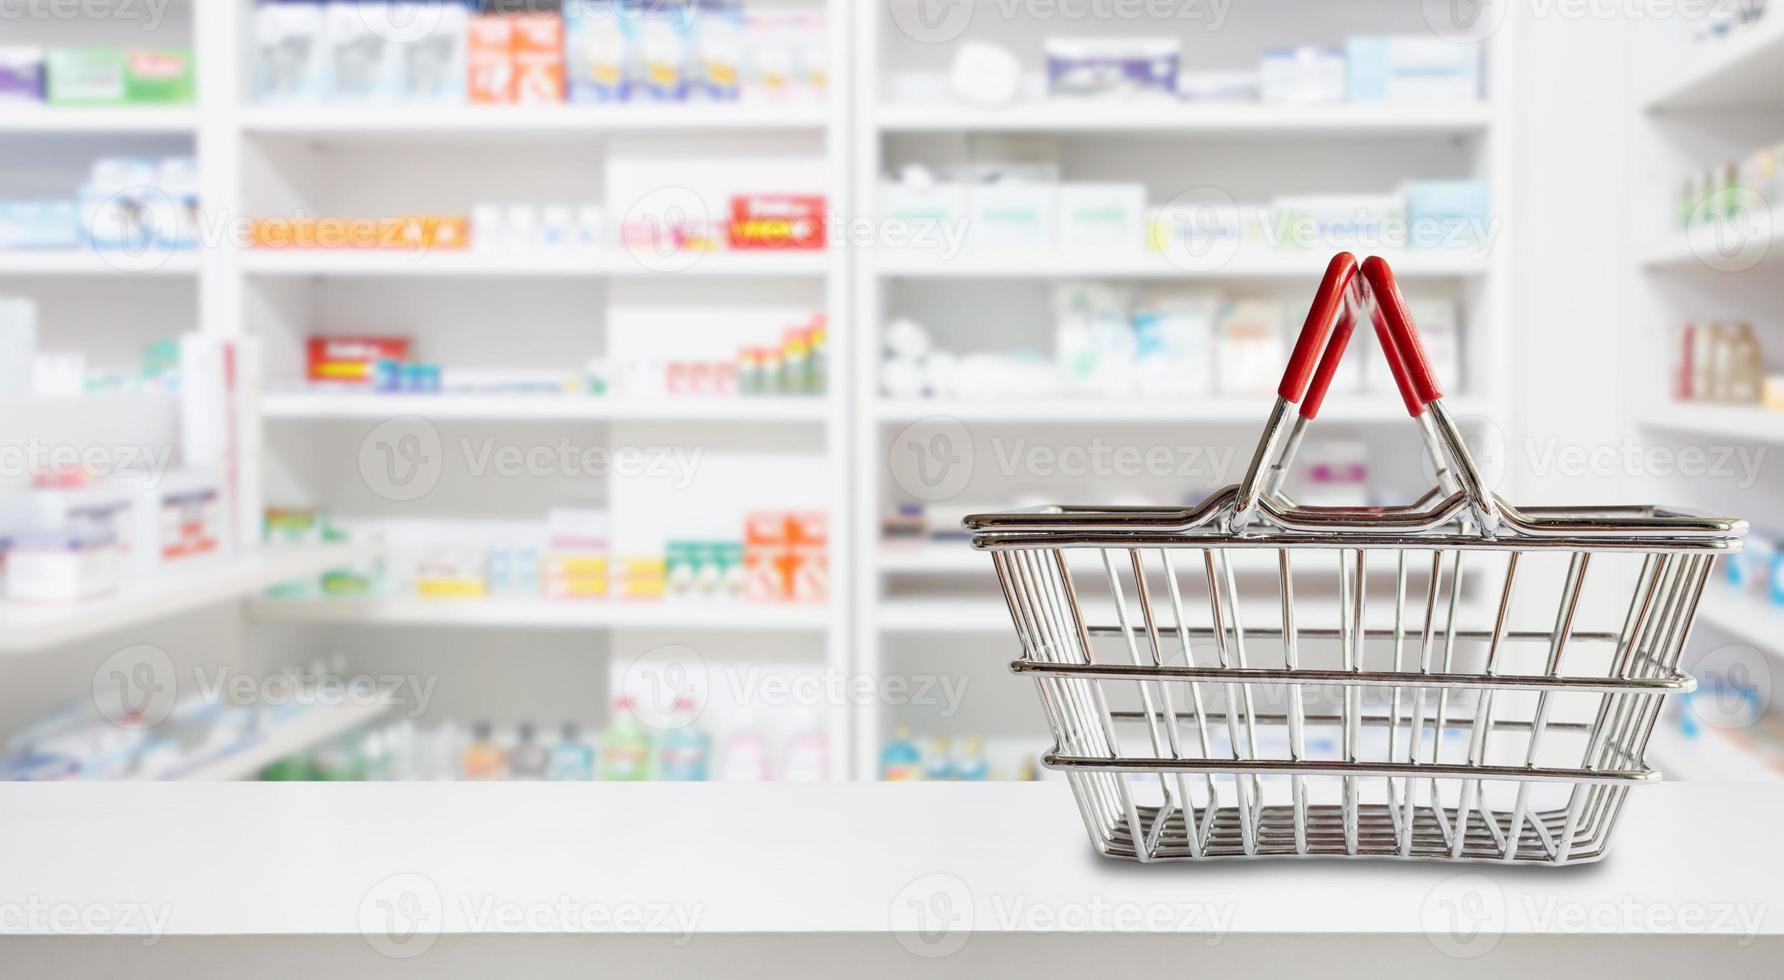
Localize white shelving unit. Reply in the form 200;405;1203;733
848;4;1518;779
0;544;365;653
5;1;1529;785
1;0;856;779
262;392;829;423
155;693;396;782
1631;13;1784;780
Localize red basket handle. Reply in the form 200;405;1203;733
1277;253;1446;418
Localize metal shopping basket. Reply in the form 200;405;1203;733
966;253;1745;864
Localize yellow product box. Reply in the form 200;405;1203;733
416;577;488;600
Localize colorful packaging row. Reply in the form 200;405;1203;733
1678;140;1784;230
881;285;1460;400
248;193;823;252
300;320;826;399
0;298;183;398
1673;323;1780;408
0;156;199;253
1043;35;1479;104
268;508;828;603
880;174;1491;255
254;0;825;106
880;727;1029;782
0;47;194;106
1;470;226;603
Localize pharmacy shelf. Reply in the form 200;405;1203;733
263;392;830;423
0;104;198;133
0;250;201;276
240;104;829;140
1637;226;1784;271
1643;15;1784;111
1636;402;1784;443
155;695;396;782
874;396;1479;424
248;596;830;632
872;249;1490;279
1647;723;1783;782
0;544;367;653
877;100;1493;137
877;597;1012;633
239;249;830;278
1696;586;1784;654
878;541;984;574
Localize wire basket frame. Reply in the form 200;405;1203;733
967;255;1743;864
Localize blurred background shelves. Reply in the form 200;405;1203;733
248;596;829;632
153;694;396;782
871;249;1491;280
876;101;1492;137
238;250;832;279
1642;12;1784;110
1637;227;1784;272
0;105;198;134
1697;585;1784;654
0;251;200;277
1635;403;1784;442
874;396;1483;424
262;392;829;424
0;544;367;654
240;104;829;140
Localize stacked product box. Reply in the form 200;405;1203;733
254;0;823;106
0;47;194;106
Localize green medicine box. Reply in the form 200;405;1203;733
46;48;194;105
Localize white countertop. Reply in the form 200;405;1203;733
1;781;1777;944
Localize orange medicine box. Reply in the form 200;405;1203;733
512;13;565;104
468;15;515;104
744;510;828;602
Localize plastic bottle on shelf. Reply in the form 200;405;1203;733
547;722;595;781
954;734;990;781
1726;323;1764;404
657;697;712;781
509;721;549;779
715;714;772;781
880;725;921;781
923;735;956;781
781;713;829;782
462;721;506;780
599;699;653;781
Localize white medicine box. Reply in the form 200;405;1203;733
878;180;968;252
1056;184;1146;252
967;182;1056;253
